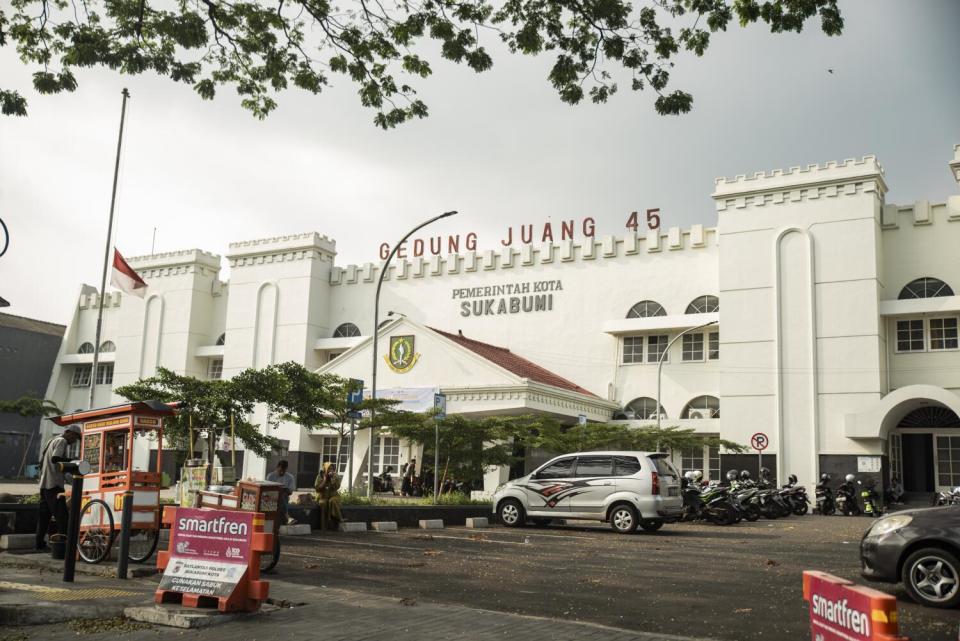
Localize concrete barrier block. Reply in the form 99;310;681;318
279;524;312;536
370;521;398;532
418;519;444;530
339;521;367;533
465;517;489;528
0;533;35;550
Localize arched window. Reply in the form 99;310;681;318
78;342;94;354
625;397;666;420
686;295;719;314
899;277;954;300
682;395;720;419
627;300;666;318
99;341;116;353
333;323;361;338
215;333;226;346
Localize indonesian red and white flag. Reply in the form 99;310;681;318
110;249;147;298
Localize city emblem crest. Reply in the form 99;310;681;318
385;335;420;373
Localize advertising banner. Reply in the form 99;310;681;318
158;508;252;598
802;571;906;641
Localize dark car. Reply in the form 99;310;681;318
861;505;960;608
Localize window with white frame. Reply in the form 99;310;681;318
686;295;719;314
647;334;668;363
626;300;666;318
708;444;720;480
208;358;223;380
680;447;702;477
708;332;719;360
71;365;92;387
328;352;343;362
896;319;925;352
889;433;902;482
96;363;113;385
623;337;644;364
937;436;960;487
930;318;959;351
99;340;116;353
899;277;954;300
77;342;94;354
321;435;351;474
371;436;401;474
682;396;720;419
625;397;665;420
682;333;704;361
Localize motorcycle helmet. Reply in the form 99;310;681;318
760;467;771;479
740;470;751;480
692;470;703;482
684;471;695;481
726;469;739;481
820;473;830;482
845;473;856;483
788;474;797;485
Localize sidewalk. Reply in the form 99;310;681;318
0;552;713;641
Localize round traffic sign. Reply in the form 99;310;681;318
750;432;769;452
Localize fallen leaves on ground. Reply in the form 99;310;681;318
66;617;152;634
400;597;417;606
765;559;779;566
422;549;442;556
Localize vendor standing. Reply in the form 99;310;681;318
35;424;81;551
266;460;296;525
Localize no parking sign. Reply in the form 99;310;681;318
750;432;769;451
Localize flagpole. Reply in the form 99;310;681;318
89;88;130;409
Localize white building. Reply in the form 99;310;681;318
42;145;960;494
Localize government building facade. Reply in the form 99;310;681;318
41;145;960;494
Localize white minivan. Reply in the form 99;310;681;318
491;451;683;534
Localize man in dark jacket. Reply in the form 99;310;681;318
35;424;81;550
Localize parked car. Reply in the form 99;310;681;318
491;451;683;534
860;505;960;608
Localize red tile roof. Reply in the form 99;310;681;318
430;328;597;397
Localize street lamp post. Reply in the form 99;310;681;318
656;320;718;430
367;211;458;497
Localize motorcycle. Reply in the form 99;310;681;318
680;477;738;525
781;475;810;516
836;475;862;516
931;487;960;506
858;479;882;518
815;477;836;515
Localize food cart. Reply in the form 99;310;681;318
196;480;283;572
51;400;178;564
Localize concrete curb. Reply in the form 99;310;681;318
418;519;444;529
279;524;312;536
124;605;259;629
339;521;367;532
0;601;128;626
370;521;398;532
0;533;34;550
465;517;489;528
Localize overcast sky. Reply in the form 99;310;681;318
1;0;958;325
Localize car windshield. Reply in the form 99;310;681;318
648;455;679;479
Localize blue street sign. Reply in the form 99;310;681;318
348;379;364;406
434;393;447;419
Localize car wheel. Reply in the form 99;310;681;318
609;504;639;534
499;499;525;528
902;548;960;608
531;518;552;527
640;520;663;532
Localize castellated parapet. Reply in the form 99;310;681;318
329;226;716;286
125;248;221;279
712;155;888;212
226;232;336;268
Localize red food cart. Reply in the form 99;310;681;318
51;400;178;563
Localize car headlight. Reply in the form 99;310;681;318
868;515;913;536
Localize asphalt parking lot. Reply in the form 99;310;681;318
275;515;960;641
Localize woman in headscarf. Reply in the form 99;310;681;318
315;462;343;529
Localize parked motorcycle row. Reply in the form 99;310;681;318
930;486;960;507
678;468;883;526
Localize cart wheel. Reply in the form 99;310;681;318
78;499;115;564
127;528;160;564
259;536;280;573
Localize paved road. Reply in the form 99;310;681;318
267;516;959;641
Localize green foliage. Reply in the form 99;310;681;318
338;491;490;506
19;493;41;504
1;0;843;125
115;366;279;456
0;395;61;417
523;421;748;456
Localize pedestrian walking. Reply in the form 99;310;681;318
315;462;342;530
401;458;416;497
266;460;296;525
35;424;81;551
